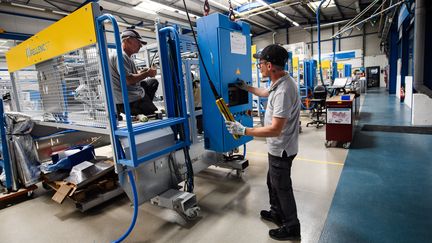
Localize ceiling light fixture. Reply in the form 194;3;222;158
308;0;335;11
11;2;45;11
134;0;199;18
208;0;231;11
52;10;69;16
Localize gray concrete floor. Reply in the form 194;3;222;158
0;115;348;243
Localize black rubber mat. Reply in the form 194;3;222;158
361;124;432;134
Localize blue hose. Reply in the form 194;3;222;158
317;0;326;86
332;37;337;82
112;170;139;243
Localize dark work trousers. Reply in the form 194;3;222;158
195;108;203;134
116;78;159;116
267;151;300;229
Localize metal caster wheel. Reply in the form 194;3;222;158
325;141;332;148
343;142;351;149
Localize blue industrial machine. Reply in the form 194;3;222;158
332;61;338;81
297;59;317;110
299;59;316;97
344;64;352;78
197;13;253;153
5;3;251;241
304;59;317;88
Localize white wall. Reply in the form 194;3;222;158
252;23;388;84
0;60;7;69
252;28;287;50
252;24;384;60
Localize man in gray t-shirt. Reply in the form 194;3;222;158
226;44;301;241
109;29;158;117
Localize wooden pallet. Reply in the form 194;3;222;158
0;185;38;208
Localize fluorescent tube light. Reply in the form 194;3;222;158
308;0;335;10
134;0;199;18
11;3;45;11
209;0;230;10
52;10;69;16
277;12;287;18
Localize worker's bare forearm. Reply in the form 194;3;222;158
126;71;151;85
247;86;269;97
245;126;280;137
245;116;286;137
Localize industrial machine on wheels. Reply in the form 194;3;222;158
5;2;254;241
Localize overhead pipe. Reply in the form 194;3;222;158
256;0;299;26
413;0;432;97
335;0;380;37
332;0;404;38
377;0;389;35
317;0;325;85
303;19;350;29
381;0;399;41
238;17;276;32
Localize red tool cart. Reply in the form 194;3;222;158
325;94;355;149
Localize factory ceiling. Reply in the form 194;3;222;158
0;0;384;36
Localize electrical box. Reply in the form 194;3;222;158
197;13;253;152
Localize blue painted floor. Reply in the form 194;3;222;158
320;88;432;243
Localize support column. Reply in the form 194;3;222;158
362;26;366;69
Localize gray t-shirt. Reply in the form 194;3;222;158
109;51;144;104
264;73;300;157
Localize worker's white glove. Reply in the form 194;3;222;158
225;121;246;135
235;80;249;91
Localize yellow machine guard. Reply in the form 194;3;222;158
6;3;98;73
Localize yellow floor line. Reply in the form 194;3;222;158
246;151;344;166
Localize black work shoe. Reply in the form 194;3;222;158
260;210;283;226
269;225;301;241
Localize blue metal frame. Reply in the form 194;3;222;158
298;59;316;110
0;99;12;189
332;61;338;80
332;37;337;81
95;15;190;168
344;64;352;78
304;59;317;88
